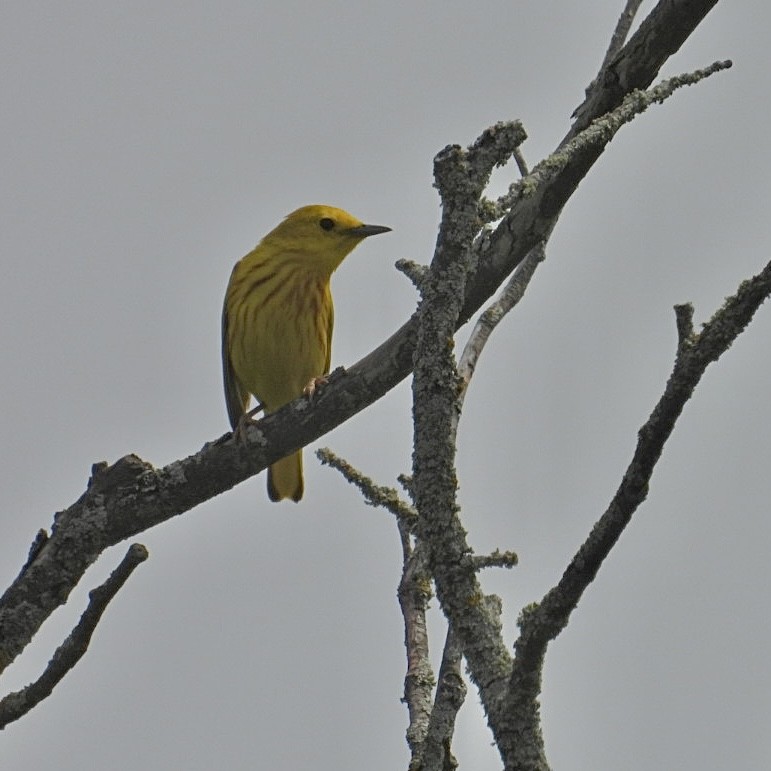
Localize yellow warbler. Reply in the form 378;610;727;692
222;204;391;502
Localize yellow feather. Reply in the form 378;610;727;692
222;204;390;502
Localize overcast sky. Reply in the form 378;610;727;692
2;2;769;769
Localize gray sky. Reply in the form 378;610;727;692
2;2;769;769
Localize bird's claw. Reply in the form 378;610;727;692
233;403;265;443
303;376;329;399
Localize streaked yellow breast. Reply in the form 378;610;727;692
225;250;333;411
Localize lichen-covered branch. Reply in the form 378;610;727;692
399;540;435;763
569;0;721;139
316;447;417;525
315;446;434;764
417;625;466;771
412;119;522;766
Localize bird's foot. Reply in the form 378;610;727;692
303;376;329;399
233;403;265;443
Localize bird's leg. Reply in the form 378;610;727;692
233;402;265;443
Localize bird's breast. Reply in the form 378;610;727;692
228;267;333;409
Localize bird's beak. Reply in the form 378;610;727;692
347;223;392;238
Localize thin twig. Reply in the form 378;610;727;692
0;544;148;729
316;447;417;525
315;447;434;762
512;146;529;178
457;243;546;400
527;59;734;209
599;0;645;75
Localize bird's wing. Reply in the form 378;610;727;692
221;297;250;430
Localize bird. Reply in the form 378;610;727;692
222;204;391;502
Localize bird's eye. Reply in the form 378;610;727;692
319;217;335;231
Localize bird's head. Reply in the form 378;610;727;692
263;204;391;274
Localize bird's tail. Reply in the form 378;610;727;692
268;450;304;502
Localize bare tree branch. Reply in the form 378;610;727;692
458;243;546;397
412;106;522;769
569;0;720;140
418;625;466;771
0;544;148;728
316;447;417;525
315;446;468;771
407;59;732;771
399;540;434;764
598;0;646;81
508;258;771;747
315;446;435;765
512;146;529;178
